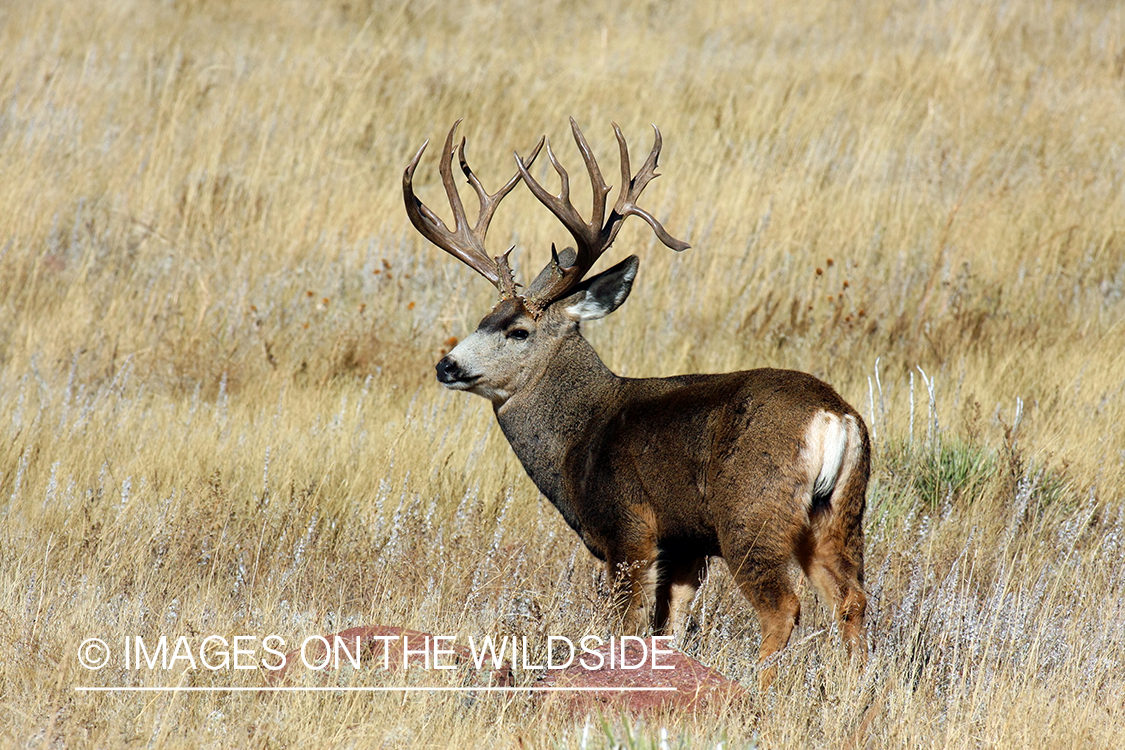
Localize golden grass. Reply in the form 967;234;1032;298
2;0;1124;747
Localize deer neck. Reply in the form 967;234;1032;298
494;334;618;524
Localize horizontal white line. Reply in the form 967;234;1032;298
74;686;678;693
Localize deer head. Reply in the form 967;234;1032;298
403;118;689;406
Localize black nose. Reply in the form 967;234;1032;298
436;356;462;383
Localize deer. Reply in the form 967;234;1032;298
402;118;869;689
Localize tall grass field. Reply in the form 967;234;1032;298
2;0;1124;747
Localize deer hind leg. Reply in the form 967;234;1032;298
803;519;867;659
652;554;708;639
802;413;869;659
745;572;801;692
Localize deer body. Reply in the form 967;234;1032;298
407;120;869;688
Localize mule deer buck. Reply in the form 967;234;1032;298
403;119;869;688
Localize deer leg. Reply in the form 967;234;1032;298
606;538;660;635
607;557;658;635
807;561;867;657
603;507;666;634
803;414;869;661
744;575;801;692
801;474;868;660
652;555;708;638
721;525;802;692
804;531;867;660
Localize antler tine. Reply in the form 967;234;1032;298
607;122;691;253
611;121;658;208
437;120;472;242
404;121;541;298
520;120;690;311
516;130;604;269
568;117;612;240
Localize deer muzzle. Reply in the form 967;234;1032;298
435;355;477;389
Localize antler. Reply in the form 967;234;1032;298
403;120;544;299
517;117;690;312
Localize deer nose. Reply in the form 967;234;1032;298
436;356;462;384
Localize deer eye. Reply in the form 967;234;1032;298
506;328;529;341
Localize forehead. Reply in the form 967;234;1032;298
477;298;532;333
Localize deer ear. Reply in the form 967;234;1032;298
564;256;639;321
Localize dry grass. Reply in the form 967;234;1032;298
2;0;1124;747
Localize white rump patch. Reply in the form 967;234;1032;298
804;411;851;503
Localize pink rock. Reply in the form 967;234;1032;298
537;639;746;714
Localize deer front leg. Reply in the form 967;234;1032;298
653;555;708;639
604;521;662;635
606;555;658;635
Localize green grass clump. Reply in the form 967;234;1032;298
883;440;998;510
